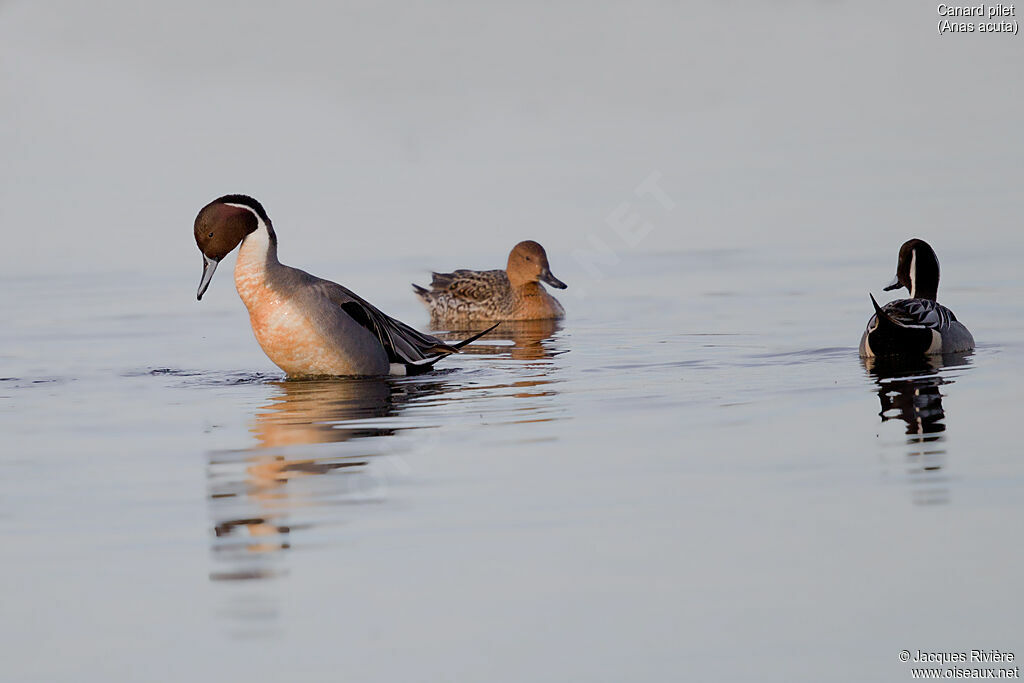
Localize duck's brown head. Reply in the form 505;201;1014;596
506;240;567;290
194;195;271;300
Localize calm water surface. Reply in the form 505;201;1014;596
2;248;1022;682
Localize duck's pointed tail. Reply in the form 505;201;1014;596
399;323;500;376
450;322;500;350
870;293;901;329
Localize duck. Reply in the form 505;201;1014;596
194;194;496;376
859;238;974;358
412;240;567;324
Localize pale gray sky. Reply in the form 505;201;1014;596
1;1;1020;278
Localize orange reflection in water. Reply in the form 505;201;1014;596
207;318;566;582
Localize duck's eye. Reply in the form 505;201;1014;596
208;232;214;238
525;256;532;261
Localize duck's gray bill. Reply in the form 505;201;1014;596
540;269;568;290
883;274;901;291
197;255;220;300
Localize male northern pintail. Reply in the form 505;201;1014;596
412;241;567;323
859;238;974;357
194;195;495;376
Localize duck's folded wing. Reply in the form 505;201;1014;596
430;269;505;300
886;299;957;330
311;280;457;363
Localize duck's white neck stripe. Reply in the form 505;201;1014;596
909;248;917;298
225;202;277;264
224;202;270;235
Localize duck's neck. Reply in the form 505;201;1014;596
909;246;939;300
515;281;543;297
234;222;280;306
913;282;938;301
512;281;564;318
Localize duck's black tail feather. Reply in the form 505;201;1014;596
403;323;500;375
451;322;500;350
403;355;448;375
870;293;901;329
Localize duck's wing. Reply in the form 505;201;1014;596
311;278;496;368
429;269;507;301
881;297;957;331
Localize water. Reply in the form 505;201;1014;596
3;245;1022;682
4;1;1024;680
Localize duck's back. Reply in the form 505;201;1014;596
432;269;509;297
860;298;974;357
415;269;514;323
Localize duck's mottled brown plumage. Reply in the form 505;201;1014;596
414;241;567;324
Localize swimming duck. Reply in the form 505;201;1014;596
194;194;495;376
859;238;974;358
412;241;567;324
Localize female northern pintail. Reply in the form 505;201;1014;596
412;241;567;324
859;238;974;358
194;195;495;376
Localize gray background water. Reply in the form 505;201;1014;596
2;2;1022;682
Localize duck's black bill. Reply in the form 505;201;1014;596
197;255;220;300
883;274;901;292
540;269;567;289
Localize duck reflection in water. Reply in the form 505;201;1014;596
432;319;566;409
435;319;565;362
208;320;566;581
208;375;449;581
863;351;973;505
